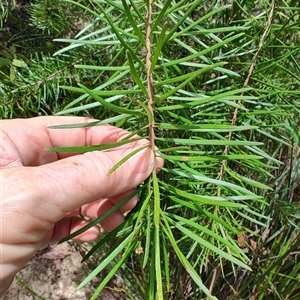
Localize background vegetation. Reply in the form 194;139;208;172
1;0;299;299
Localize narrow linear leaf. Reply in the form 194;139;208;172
171;5;232;40
121;0;146;47
161;217;218;300
161;33;245;67
157;137;263;146
59;190;139;243
154;226;163;299
174;221;250;270
152;171;161;227
167;185;246;208
95;2;144;68
225;165;272;190
165;213;248;259
160;154;262;162
89;242;137;300
168;196;240;234
78;233;134;289
236;211;269;227
15;277;46;300
158;123;258;132
107;146;148;175
150;22;168;73
127;0;144;21
161;233;171;291
75;64;130;71
137;100;153;123
164;0;201;42
151;0;172;32
127;50;148;95
158;63;225;101
79;83;143;115
82;186;147;262
48;117;132;129
47;138;143;153
143;205;152;268
168;216;250;270
166;166;259;196
129;187;153;245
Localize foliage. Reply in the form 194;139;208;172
28;0;91;36
1;0;300;299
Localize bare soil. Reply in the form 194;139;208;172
2;242;124;300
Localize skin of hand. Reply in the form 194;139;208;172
0;116;163;296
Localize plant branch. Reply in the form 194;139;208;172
217;0;275;183
145;0;155;154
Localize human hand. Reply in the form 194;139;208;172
0;116;162;296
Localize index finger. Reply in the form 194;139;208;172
1;116;145;167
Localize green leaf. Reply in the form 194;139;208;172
59;190;139;243
48;115;130;129
75;64;130;71
137;100;153;123
164;0;205;42
165;212;248;259
9;67;15;82
150;22;168;73
78;83;143;116
161;33;245;67
165;184;246;208
161;216;218;300
157;62;226;101
158;123;258;132
166;215;250;269
121;0;146;47
143;205;152;269
78;232;134;289
157;137;263;146
160;153;262;162
126;50;148;95
107;145;148;175
154;226;163;299
89;241;137;300
12;59;27;68
47;137;143;153
152;171;161;227
94;1;144;68
151;0;172;33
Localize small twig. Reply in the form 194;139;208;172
243;0;275;88
145;1;155;154
218;0;275;182
209;267;220;295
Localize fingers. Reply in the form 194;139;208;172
79;190;138;218
0;116;146;167
48;217;100;243
50;191;138;242
1;144;154;229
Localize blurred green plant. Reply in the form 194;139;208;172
28;0;90;36
1;0;299;299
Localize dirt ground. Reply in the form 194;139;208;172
2;242;125;300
